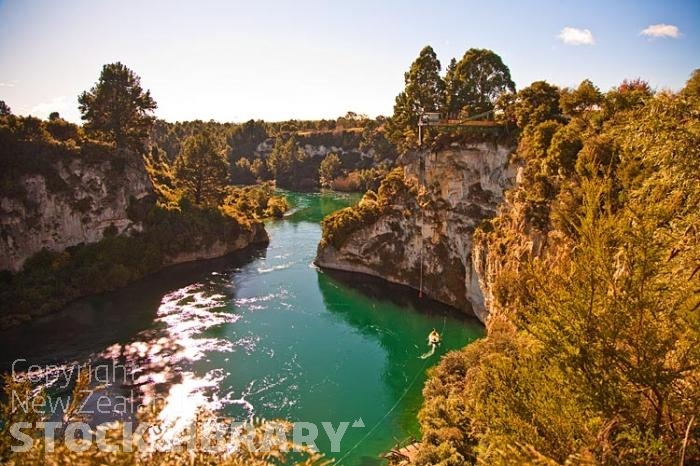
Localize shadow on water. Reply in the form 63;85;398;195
317;268;483;361
320;267;479;322
0;243;267;373
316;266;484;461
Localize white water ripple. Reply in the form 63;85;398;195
156;284;239;362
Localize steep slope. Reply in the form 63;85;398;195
413;89;700;465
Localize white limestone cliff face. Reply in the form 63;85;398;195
470;193;549;322
316;142;515;323
0;155;153;271
255;139;374;161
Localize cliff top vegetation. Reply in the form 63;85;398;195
415;69;700;465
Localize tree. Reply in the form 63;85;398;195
267;136;311;189
518;119;562;160
559;79;602;118
603;78;653;115
444;48;515;117
360;125;396;163
494;90;517;125
251;157;272;180
78;62;157;152
0;100;12;116
45;117;80;142
681;68;700;99
319;153;342;188
416;92;700;465
443;57;458;116
48;111;61;121
227;119;268;162
174;133;229;205
388;45;445;149
545;122;583;176
230;157;257;185
402;46;445;118
513;81;562;129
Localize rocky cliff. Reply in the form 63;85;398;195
469;187;550;322
254;137;375;164
316;142;515;322
0;151;153;271
0;149;267;273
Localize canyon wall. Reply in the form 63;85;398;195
316;142;516;322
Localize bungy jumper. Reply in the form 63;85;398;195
428;328;441;346
420;328;442;359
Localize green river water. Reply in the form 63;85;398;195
0;191;484;465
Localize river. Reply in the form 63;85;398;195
0;191;484;465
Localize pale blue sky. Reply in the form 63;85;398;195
0;0;698;123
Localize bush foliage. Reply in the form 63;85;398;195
417;75;700;464
320;167;417;249
0;373;330;466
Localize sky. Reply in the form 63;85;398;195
0;0;698;123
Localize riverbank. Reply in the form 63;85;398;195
0;191;484;465
0;212;269;330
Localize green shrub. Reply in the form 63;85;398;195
320;167;415;248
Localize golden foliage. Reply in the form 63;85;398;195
418;81;700;464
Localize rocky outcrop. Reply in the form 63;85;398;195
255;138;375;163
0;153;153;271
0;144;271;328
0;151;268;273
163;223;268;266
470;185;552;321
316;142;515;322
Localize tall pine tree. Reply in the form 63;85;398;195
174;133;229;206
388;45;445;150
78;62;157;152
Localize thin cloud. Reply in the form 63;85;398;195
640;23;681;39
29;96;71;119
557;27;595;45
0;81;18;88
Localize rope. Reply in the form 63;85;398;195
335;316;448;465
461;108;494;121
418;149;427;299
447;108;494;123
419;206;424;298
335;356;430;465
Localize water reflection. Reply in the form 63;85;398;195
282;190;362;224
317;268;481;360
0;244;266;427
